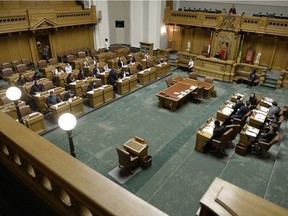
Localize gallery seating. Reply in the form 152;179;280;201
116;147;140;174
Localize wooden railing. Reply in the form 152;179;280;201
0;112;167;216
0;6;97;34
164;7;288;37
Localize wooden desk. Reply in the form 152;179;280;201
0;101;26;120
98;72;109;85
40;65;56;80
249;105;269;129
195;117;221;152
69;97;84;116
260;97;274;108
33;87;65;112
53;72;68;88
116;78;130;95
22;112;45;133
216;104;234;123
138;67;157;84
107;58;118;69
199;177;288;216
86;88;104;108
123;139;148;159
155;62;171;77
129;75;138;91
103;85;114;102
69;80;85;97
172;76;214;99
239;124;260;146
50;101;70;122
157;82;197;111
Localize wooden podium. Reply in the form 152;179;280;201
116;78;130;95
86;89;104;108
50;102;70;122
103;85;114;102
69;97;84;116
23;112;45;133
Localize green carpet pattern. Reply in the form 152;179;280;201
42;70;288;215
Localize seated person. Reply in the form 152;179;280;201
257;124;277;143
30;80;43;95
103;64;110;72
229;4;236;14
119;68;131;79
144;52;150;59
83;58;90;68
187;58;194;72
87;81;96;92
77;70;86;80
246;69;257;88
230;101;251;121
93;65;101;78
66;74;74;90
63;90;75;101
212;120;225;141
32;71;42;81
232;96;244;112
118;57;124;68
64;63;72;73
214;52;222;60
268;101;280;118
248;93;258;108
17;74;28;86
157;58;165;64
127;56;136;64
53;66;64;76
107;69;118;91
46;91;61;106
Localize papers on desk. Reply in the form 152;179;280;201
245;126;259;137
255;113;266;122
259;106;269;113
222;107;234;115
236;93;244;98
174;92;179;95
202;125;214;134
254;109;267;116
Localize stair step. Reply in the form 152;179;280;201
264;79;278;84
261;82;277;88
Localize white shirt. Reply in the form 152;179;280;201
65;65;72;73
188;60;194;69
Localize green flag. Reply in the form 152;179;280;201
237;35;245;63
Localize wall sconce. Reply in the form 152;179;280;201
161;26;167;35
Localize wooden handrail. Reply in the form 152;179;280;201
0;111;167;216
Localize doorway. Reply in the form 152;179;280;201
35;34;51;61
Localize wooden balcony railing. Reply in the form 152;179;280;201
0;112;167;216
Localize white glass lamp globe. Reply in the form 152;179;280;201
6;87;22;101
58;113;77;131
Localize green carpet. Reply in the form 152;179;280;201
42;70;288;215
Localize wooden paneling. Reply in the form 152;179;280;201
273;39;288;71
0;33;31;62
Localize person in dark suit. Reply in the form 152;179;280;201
257;124;277;143
77;70;86;80
108;69;118;91
230;101;251;121
118;57;124;68
30;80;42;95
32;71;42;81
63;90;75;101
214;51;222;60
93;65;100;78
212;120;225;141
16;74;28;86
232;96;244;112
248;93;258;107
87;81;96;92
229;4;236;14
246;69;257;88
46;91;60;106
127;56;136;64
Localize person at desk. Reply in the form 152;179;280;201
103;63;110;72
157;58;165;64
144;52;150;59
64;63;72;73
204;120;225;153
188;58;194;72
107;69;118;91
256;124;277;143
77;70;86;80
232;96;244;112
87;80;97;92
16;74;28;86
229;101;251;122
118;57;124;68
30;80;43;96
66;73;75;90
32;71;42;81
249;93;258;108
127;56;136;64
268;101;280;119
92;65;101;78
63;90;75;101
229;4;236;14
119;68;131;79
46;90;61;106
246;69;257;88
214;52;222;60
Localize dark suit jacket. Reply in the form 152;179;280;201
212;125;225;141
258;130;276;143
108;69;118;85
233;100;244;112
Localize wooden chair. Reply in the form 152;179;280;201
2;68;14;80
38;60;47;68
48;58;58;65
232;111;251;129
254;132;280;159
1;62;11;69
116;147;140;174
165;77;174;87
16;64;27;73
12;60;22;70
210;128;233;157
204;77;214;83
188;72;198;80
225;124;241;147
19;105;32;118
42;81;55;91
78;51;86;58
190;86;204;104
81;83;89;98
1;96;12;105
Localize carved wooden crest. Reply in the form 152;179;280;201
30;18;59;31
216;14;240;32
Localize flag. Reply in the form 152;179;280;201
207;31;213;57
237;35;245;63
